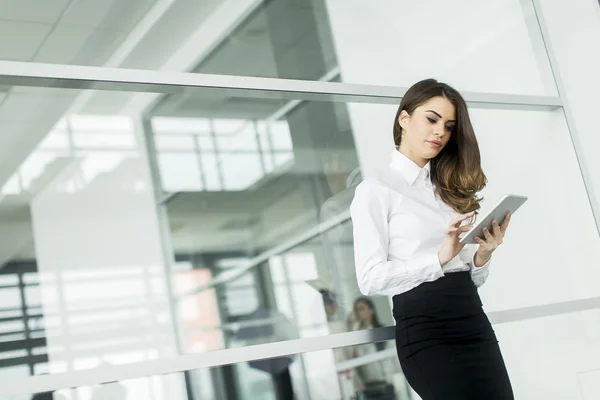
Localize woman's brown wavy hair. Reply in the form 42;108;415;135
393;79;487;214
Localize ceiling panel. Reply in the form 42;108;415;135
0;0;71;24
66;29;127;67
33;25;96;64
0;20;52;61
119;0;222;71
59;0;156;30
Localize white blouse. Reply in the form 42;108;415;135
349;150;491;297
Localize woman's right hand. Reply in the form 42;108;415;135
438;211;475;267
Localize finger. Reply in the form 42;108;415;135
450;211;476;227
492;219;503;240
482;226;494;241
458;224;474;233
445;227;459;235
501;213;511;232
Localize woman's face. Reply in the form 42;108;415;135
355;301;373;325
397;96;456;167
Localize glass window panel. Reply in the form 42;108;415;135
3;81;591;394
268;121;293;151
0;320;25;334
0;275;19;286
219;153;264;190
32;346;48;356
224;273;254;289
256;122;271;152
72;133;136;149
268;256;286;284
34;362;50;376
28;316;46;331
212;119;249;136
0;349;28;360
0;364;30;382
216;258;251;269
39;130;70;151
224;287;259;316
154;135;196;151
22;272;40;284
216;124;259;152
0;309;22;319
284;252;318;282
27;307;43;316
24;272;55;285
348;101;600;311
69;115;133;132
0;287;22;309
196;135;215;151
152;117;212;135
19;151;60;190
0;333;26;343
24;285;41;307
157;152;203;192
199;152;222;190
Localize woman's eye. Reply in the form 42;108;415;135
426;117;436;123
445;125;454;132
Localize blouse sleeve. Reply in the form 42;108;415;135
462;244;492;287
350;180;444;296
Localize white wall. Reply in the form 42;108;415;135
495;309;600;400
535;0;600;236
325;0;556;95
29;116;186;400
325;0;600;398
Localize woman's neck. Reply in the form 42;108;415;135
397;145;427;168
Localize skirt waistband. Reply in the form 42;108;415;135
392;271;493;357
392;271;483;321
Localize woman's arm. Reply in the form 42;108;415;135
350;180;444;296
466;214;511;287
463;244;491;287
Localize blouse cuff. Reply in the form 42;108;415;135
423;253;445;280
471;253;491;271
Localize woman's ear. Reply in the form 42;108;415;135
398;110;410;130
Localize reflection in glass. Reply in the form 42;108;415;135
151;117;294;193
23;341;411;400
1;115;137;196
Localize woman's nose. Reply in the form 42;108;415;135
434;123;446;137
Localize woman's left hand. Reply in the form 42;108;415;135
474;213;511;266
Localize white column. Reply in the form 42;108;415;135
30;115;186;400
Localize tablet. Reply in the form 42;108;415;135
459;194;528;244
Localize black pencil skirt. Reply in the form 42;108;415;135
392;271;514;400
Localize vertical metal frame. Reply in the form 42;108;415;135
531;0;600;236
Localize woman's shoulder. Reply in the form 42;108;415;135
356;170;403;196
354;177;388;201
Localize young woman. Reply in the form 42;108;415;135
349;79;514;399
351;297;407;399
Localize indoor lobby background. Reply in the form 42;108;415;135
0;0;600;399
